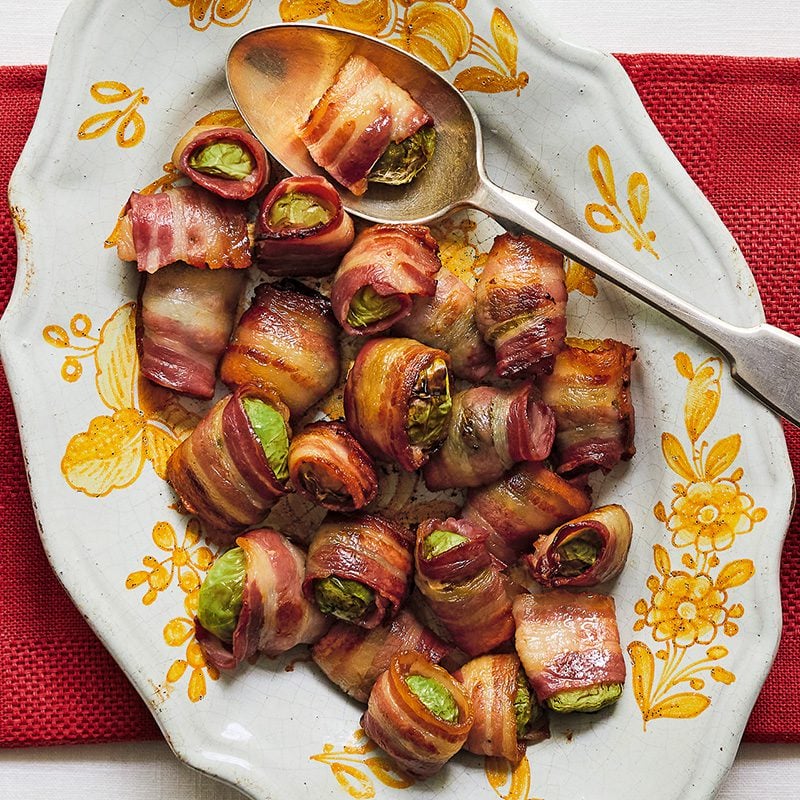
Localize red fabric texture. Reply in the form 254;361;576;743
1;55;799;746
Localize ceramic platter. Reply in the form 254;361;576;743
1;1;793;799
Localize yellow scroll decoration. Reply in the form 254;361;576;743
485;756;544;800
168;0;253;31
77;81;149;148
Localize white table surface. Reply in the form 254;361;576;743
1;1;799;798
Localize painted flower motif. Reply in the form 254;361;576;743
169;0;253;31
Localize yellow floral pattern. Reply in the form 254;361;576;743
485;756;543;800
628;353;766;728
279;1;528;95
168;0;253;31
77;81;149;148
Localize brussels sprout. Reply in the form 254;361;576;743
407;358;452;449
556;530;602;577
197;547;247;642
514;672;534;738
315;576;375;621
368;126;436;186
188;141;254;180
242;398;289;483
422;529;468;560
298;466;348;505
268;192;333;229
346;286;402;329
405;674;459;723
546;682;623;713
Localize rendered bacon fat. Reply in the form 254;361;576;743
195;528;329;671
172;124;269;200
462;462;591;566
455;654;548;762
475;233;567;377
300;54;433;196
414;518;515;656
513;591;626;713
138;262;245;399
423;384;555;490
165;384;290;540
304;514;414;629
344;338;452;472
525;504;633;588
220;280;340;418
361;652;473;779
331;225;440;336
312;609;451;703
392;266;494;381
538;337;636;477
115;185;252;273
288;421;378;512
255;175;355;276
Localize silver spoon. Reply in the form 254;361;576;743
227;23;800;426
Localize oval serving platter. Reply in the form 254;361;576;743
1;2;793;800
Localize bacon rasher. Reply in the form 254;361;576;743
475;233;567;378
255;176;354;276
331;225;440;336
422;384;555;490
172;124;269;200
513;591;626;712
461;462;592;566
525;504;633;588
538;337;636;477
414;518;515;657
311;609;452;703
220;280;340;418
165;384;291;541
137;262;245;399
195;528;329;671
116;186;252;273
288;421;378;512
392;266;494;381
300;55;433;196
361;652;473;779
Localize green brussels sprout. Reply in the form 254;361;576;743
405;674;459;723
197;546;247;642
242;398;289;483
368;126;436;186
514;672;534;739
346;286;402;329
546;682;623;713
315;576;375;621
556;530;602;577
268;192;333;229
188;141;254;180
421;529;468;560
407;358;452;449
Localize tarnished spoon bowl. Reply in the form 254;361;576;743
228;23;800;427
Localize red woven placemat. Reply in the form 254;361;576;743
1;55;799;746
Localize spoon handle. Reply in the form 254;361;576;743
470;179;800;427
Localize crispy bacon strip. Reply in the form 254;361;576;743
172;125;269;200
455;654;548;763
137;262;245;399
255;176;354;276
116;186;252;273
304;514;414;629
220;280;340;418
462;462;592;566
512;591;626;705
311;609;452;703
392;266;494;381
525;504;633;588
361;652;473;779
196;528;329;671
300;54;432;196
423;384;555;490
414;518;515;657
331;225;440;336
475;233;567;377
165;384;290;541
288;421;378;512
538;337;636;477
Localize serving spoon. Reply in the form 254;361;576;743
227;23;800;426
